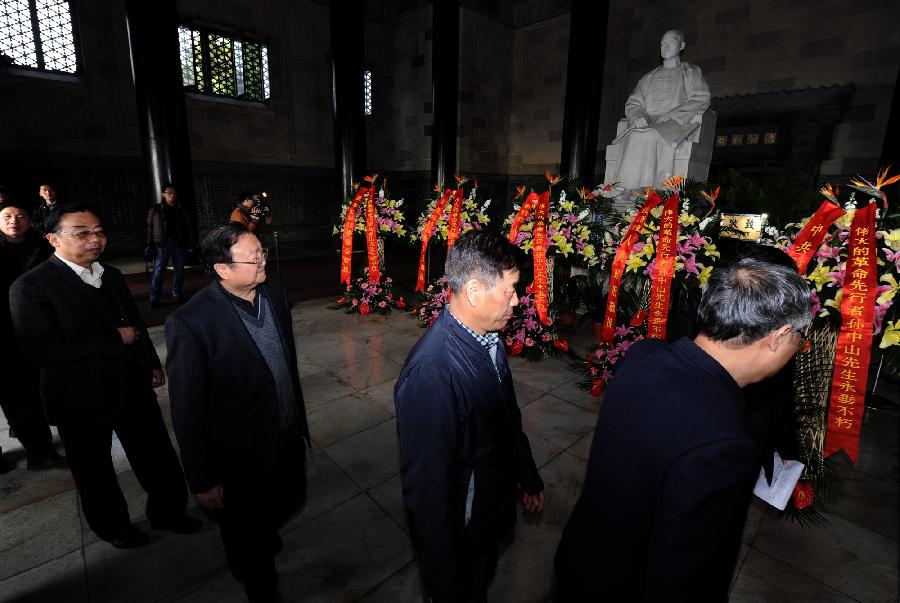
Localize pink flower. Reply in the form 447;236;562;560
687;232;704;249
524;318;538;331
615;325;631;337
515;232;528;245
351;299;359;306
378;301;387;308
681;253;700;275
826;268;845;289
643;258;657;279
525;337;535;347
874;301;891;334
542;332;551;341
632;241;645;254
810;290;822;315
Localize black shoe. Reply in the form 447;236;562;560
27;450;68;471
149;299;161;309
105;524;149;549
150;513;202;534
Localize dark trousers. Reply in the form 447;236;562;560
216;433;307;601
56;384;188;539
149;240;186;301
0;367;55;461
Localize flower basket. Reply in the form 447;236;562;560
331;267;407;315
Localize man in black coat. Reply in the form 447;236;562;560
395;230;545;603
555;257;813;602
165;222;309;603
0;199;66;471
9;205;199;548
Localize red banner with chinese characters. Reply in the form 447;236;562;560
507;192;540;244
824;203;877;463
647;194;680;340
532;191;551;325
415;189;454;292
339;187;368;285
787;200;846;273
447;188;465;248
363;186;379;283
599;192;665;341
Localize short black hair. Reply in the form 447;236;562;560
0;199;31;214
237;190;255;205
200;221;250;279
444;229;523;293
696;256;812;346
738;244;796;270
45;204;103;234
161;182;176;192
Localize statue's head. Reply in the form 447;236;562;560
660;30;685;60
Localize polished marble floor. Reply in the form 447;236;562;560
0;300;897;602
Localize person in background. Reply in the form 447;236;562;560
166;222;309;602
0;199;65;472
32;183;64;235
229;191;271;234
555;257;812;602
9;204;200;548
147;183;194;308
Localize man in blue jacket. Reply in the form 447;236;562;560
395;230;545;603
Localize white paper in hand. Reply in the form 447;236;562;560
752;452;805;511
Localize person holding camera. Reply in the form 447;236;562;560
230;190;271;234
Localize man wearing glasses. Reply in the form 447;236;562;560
165;222;309;602
9;205;200;548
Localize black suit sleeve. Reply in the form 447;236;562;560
395;362;463;602
644;438;759;602
10;276;123;364
165;313;218;493
109;270;162;370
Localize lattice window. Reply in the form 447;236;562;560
747;133;760;145
177;24;270;101
0;0;79;74
715;135;727;147
363;68;373;116
764;132;777;145
731;134;743;146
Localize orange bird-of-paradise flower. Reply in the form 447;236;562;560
850;166;900;208
433;183;444;193
454;174;470;187
578;187;597;201
700;186;720;215
515;185;527;200
662;175;684;189
352;182;360;191
363;173;379;184
819;183;840;205
545;170;562;187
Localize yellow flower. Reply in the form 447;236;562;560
559;200;575;213
553;235;574;256
626;254;645;273
523;239;533;253
582;244;596;259
678;211;699;226
650;206;664;219
823;290;842;316
807;263;834;292
877;274;899;305
439;225;448;238
703;243;720;259
698;265;713;286
478;214;489;225
332;225;340;235
522;222;534;232
639;241;655;259
880;320;900;349
395;211;404;222
882;229;900;252
835;209;854;230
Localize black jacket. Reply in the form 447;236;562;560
164;280;309;495
9;256;161;424
147;202;193;247
31;201;63;235
555;338;760;602
1;230;52;363
394;308;543;601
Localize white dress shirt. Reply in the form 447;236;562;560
55;253;104;288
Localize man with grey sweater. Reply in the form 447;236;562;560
165;222;309;603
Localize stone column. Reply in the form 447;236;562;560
124;0;196;235
330;0;367;202
559;0;610;183
431;0;459;187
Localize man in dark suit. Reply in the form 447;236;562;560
9;204;199;548
395;230;545;603
0;199;66;471
165;222;309;603
555;257;813;602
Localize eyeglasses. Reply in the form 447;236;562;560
57;229;107;240
794;324;812;354
231;248;269;268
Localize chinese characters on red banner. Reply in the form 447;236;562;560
647;195;680;340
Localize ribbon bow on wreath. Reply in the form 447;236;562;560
340;174;381;286
415;175;470;292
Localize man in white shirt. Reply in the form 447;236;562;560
9;204;200;548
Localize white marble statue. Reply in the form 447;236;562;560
611;30;711;189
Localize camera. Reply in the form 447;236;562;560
251;192;272;218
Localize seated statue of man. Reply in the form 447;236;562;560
612;29;710;190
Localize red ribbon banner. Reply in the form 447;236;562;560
824;203;877;463
339;187;368;285
787;200;846;273
507;192;540;244
647;194;680;340
447;188;465;249
599;192;665;341
415;189;454;292
364;187;379;283
532;191;551;325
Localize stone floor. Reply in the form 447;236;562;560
0;300;897;602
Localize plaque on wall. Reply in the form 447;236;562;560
719;213;766;241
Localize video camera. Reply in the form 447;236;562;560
250;192;272;218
